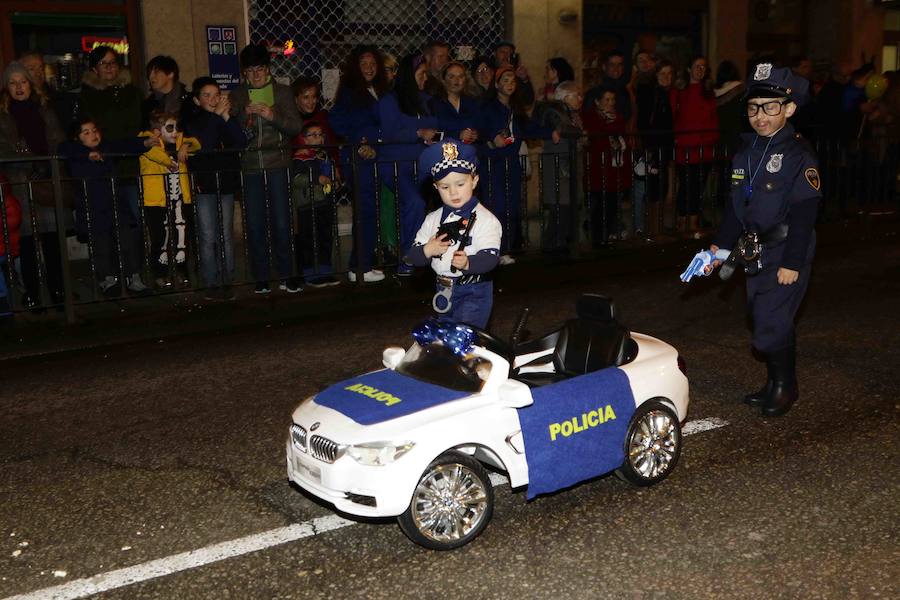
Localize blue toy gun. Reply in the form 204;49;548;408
679;248;731;282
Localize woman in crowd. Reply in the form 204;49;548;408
534;80;583;251
480;65;559;263
635;59;675;236
0;62;66;308
330;44;390;282
671;55;719;235
714;60;746;156
584;88;632;245
471;56;495;101
432;61;480;143
542;57;575;100
377;53;439;275
77;46;145;224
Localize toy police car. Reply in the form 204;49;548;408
286;294;689;550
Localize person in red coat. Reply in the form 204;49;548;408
0;174;22;316
584;88;632;244
671;56;719;235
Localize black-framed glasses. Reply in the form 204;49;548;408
747;99;789;117
163;123;177;133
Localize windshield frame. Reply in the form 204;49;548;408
396;342;493;393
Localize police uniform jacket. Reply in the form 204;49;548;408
407;201;502;278
713;122;820;271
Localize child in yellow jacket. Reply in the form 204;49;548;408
140;110;201;286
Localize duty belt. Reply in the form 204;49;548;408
719;223;789;281
437;273;492;287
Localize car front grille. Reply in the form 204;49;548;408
309;435;342;463
290;423;307;451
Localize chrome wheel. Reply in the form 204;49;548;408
399;452;494;549
617;401;682;486
411;463;489;543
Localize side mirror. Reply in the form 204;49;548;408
497;379;534;408
382;346;406;370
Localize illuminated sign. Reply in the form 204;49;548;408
283;40;296;56
81;36;129;55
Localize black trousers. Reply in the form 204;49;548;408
20;232;64;302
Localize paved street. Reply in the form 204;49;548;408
2;239;898;599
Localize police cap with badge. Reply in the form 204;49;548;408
418;137;479;183
746;62;810;107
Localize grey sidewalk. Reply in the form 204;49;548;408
0;214;895;363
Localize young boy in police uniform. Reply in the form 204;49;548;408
703;64;821;417
404;139;502;329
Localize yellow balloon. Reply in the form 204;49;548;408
866;73;888;100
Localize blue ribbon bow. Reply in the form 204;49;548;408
412;318;477;356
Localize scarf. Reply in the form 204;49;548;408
440;196;479;221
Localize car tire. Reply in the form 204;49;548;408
615;400;682;487
398;451;494;550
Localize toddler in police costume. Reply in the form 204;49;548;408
685;64;820;417
404;139;502;329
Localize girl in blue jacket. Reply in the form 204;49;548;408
479;66;559;262
329;45;390;282
377;53;439;275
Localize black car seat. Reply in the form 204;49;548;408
552;294;634;377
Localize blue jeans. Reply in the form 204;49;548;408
243;170;293;281
195;193;235;287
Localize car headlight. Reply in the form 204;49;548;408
346;441;415;466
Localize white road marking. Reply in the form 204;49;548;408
6;417;729;600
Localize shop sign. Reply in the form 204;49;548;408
206;26;240;89
81;36;129;55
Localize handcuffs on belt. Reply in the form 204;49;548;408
719;231;762;280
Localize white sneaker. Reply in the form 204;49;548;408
126;273;149;292
347;269;385;283
99;275;118;291
498;255;516;266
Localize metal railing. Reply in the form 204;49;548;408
0;132;897;321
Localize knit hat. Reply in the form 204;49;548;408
1;62;33;89
494;65;515;84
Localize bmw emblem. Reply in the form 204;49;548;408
310;422;321;431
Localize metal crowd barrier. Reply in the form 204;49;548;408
0;132;897;322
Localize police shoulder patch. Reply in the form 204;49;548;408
804;167;820;191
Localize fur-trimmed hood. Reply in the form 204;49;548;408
82;68;132;91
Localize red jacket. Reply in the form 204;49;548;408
292;109;341;175
0;175;22;258
670;83;720;164
583;108;633;193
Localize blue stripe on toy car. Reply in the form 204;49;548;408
517;367;636;499
314;369;470;425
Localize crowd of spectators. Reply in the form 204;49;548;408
1;40;898;317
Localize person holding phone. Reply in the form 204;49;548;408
492;41;535;106
229;44;303;294
376;53;440;276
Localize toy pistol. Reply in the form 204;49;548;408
679;248;731;282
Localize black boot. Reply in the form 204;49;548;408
744;355;773;407
761;345;799;417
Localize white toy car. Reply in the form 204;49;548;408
286;294;689;550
